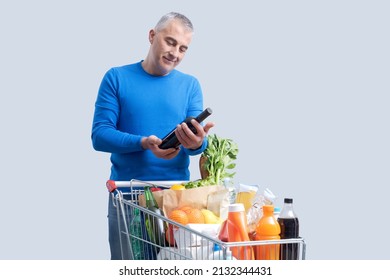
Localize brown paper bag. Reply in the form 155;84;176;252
139;185;230;221
162;185;229;218
138;190;164;208
206;188;230;220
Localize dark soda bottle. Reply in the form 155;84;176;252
277;198;300;260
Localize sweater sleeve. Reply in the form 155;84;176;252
183;136;208;156
91;68;144;153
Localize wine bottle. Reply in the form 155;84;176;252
159;107;213;149
144;186;166;247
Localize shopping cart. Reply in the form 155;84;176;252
107;179;306;260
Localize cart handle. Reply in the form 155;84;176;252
106;180;117;193
106;179;187;192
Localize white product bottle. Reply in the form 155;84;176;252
208;244;236;260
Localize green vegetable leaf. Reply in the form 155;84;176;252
184;134;238;188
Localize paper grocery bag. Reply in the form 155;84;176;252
138;190;164;208
162;185;229;218
206;188;230;220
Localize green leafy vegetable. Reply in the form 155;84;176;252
184;134;238;188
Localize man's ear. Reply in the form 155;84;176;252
149;29;155;44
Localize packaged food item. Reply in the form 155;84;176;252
246;186;276;239
174;223;221;248
156;247;192;260
235;184;258;213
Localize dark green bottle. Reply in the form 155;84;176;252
144;186;166;246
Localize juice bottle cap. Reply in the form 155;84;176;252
262;204;274;214
238;183;258;193
284;198;293;203
228;203;245;212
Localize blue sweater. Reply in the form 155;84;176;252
92;62;207;181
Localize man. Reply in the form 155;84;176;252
91;12;214;259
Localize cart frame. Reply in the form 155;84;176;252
107;179;306;260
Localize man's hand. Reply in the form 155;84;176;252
175;119;215;150
141;135;180;159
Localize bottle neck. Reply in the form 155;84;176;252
279;203;296;218
144;187;157;208
262;205;274;216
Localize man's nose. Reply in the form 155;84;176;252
168;46;180;58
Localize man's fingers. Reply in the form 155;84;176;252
203;122;215;134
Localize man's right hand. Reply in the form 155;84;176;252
141;135;180;159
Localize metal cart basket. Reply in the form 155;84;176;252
107;179;306;260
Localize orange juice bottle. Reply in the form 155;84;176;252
227;203;254;260
254;205;281;260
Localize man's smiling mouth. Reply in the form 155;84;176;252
163;56;177;63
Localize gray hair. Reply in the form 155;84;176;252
155;12;194;33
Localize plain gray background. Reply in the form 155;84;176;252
1;0;389;259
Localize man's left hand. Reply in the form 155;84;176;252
175;119;215;150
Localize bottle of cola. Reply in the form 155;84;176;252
277;198;300;260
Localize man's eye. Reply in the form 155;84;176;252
166;40;175;46
180;47;187;53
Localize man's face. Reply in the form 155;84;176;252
148;19;193;76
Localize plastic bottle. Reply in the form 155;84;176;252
278;198;300;260
226;203;254;260
254;204;281;260
236;184;258;213
129;208;143;260
274;207;281;220
208;244;236;260
217;219;228;242
223;178;237;204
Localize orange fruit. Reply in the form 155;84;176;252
170;184;185;190
168;209;189;225
179;206;205;224
179;205;193;212
184;208;205;224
